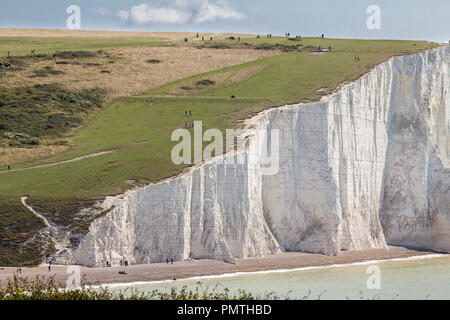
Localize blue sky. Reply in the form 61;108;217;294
0;0;449;41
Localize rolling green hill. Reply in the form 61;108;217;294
0;36;437;266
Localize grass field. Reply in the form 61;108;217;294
0;38;278;166
0;36;168;57
0;33;437;265
0;29;254;57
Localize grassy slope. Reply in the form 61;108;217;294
0;36;436;265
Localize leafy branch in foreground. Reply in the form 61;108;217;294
0;276;285;300
0;275;112;300
0;275;418;300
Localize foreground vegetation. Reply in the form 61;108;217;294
0;275;405;300
0;34;437;266
0;276;282;300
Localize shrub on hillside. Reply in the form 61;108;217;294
0;84;106;139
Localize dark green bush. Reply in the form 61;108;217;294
54;51;98;59
29;68;64;78
0;84;106;139
196;79;215;86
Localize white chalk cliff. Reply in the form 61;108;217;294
54;46;449;267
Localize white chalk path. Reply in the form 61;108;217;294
21;195;75;254
0;150;116;175
21;195;51;228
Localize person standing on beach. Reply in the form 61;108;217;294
48;261;52;272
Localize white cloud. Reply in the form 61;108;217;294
92;7;111;16
118;1;245;25
119;3;191;24
194;2;244;23
117;10;130;22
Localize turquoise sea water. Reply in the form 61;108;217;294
109;255;450;300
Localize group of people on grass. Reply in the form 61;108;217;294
194;33;214;41
185;110;195;127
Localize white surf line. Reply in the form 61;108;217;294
0;150;116;175
102;253;449;289
20;196;51;228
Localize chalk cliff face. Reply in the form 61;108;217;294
62;152;281;267
380;46;450;251
55;46;449;267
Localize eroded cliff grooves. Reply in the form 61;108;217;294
53;46;449;267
